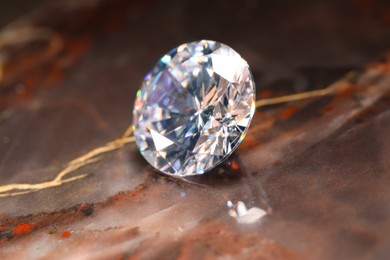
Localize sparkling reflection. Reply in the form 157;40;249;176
227;200;267;224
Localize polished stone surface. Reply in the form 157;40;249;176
0;0;390;259
133;40;255;176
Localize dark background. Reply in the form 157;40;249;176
1;0;390;108
0;0;43;27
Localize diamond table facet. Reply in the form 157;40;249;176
133;40;256;176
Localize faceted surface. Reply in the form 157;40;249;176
133;40;255;176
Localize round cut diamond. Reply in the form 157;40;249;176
133;40;255;176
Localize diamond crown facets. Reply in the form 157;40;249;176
133;40;255;176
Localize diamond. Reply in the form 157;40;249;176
133;40;256;176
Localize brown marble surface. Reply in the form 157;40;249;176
0;0;390;259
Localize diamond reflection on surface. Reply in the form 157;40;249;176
133;40;256;176
227;201;267;224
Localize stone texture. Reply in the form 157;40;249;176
1;0;390;259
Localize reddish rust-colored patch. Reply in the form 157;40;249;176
0;226;11;232
12;223;34;235
231;161;240;171
60;230;71;239
64;37;92;57
321;103;334;113
0;182;149;245
80;203;94;217
238;135;261;151
366;62;390;74
280;107;298;121
259;90;273;99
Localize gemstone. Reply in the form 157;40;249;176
133;40;256;176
